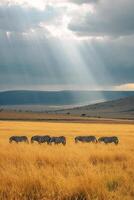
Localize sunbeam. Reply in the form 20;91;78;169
0;0;133;104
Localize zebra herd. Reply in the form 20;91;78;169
9;135;119;145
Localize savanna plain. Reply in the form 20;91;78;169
0;120;134;200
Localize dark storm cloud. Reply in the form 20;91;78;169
0;32;134;90
89;36;134;85
69;0;134;37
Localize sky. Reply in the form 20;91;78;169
0;0;134;91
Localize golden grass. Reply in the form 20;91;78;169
0;120;134;200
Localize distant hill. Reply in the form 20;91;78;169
55;96;134;119
0;90;134;107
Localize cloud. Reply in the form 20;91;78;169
0;0;95;37
0;32;134;90
69;0;134;37
0;3;66;33
90;35;134;85
0;0;134;90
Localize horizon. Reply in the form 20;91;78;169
0;89;134;92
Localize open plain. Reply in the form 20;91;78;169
0;120;134;200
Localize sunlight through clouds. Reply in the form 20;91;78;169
0;0;134;91
44;15;76;39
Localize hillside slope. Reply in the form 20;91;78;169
55;96;134;119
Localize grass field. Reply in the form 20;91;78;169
0;120;134;200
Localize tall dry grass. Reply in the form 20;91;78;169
0;121;134;200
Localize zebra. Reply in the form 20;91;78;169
9;136;29;143
50;136;66;145
75;136;97;143
98;136;119;145
31;135;51;144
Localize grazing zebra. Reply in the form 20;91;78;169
98;136;119;145
9;136;29;143
31;135;51;144
50;136;66;145
75;136;97;143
